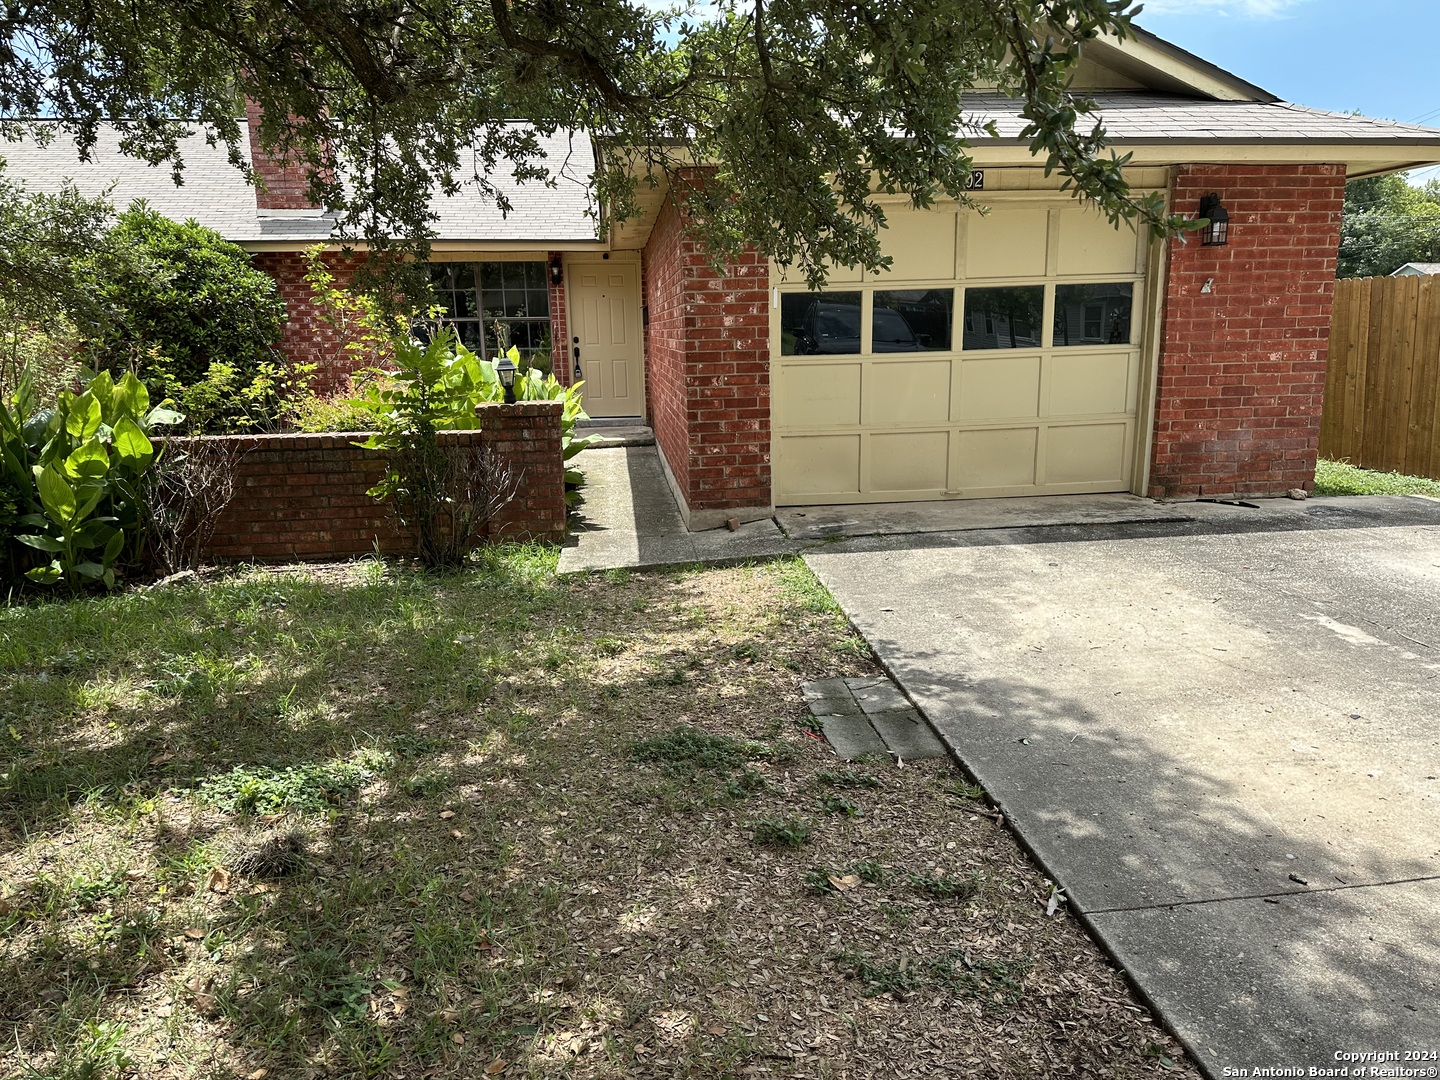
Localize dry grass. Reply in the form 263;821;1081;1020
0;553;1195;1078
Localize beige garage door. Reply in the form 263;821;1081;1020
773;197;1151;505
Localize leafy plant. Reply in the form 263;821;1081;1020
351;329;522;570
198;759;379;815
750;816;812;848
816;793;862;817
2;369;181;589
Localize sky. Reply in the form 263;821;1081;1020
1134;0;1440;181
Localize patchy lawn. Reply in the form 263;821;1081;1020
0;553;1194;1079
1313;458;1440;497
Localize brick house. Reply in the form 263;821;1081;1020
10;26;1440;529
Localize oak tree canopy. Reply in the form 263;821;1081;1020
1;0;1181;290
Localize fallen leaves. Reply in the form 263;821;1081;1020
206;866;231;893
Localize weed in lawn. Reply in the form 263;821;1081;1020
804;868;839;895
907;871;981;901
51;1018;133;1080
750;817;812;848
940;776;987;801
832;949;925;997
879;901;913;927
927;950;1031;1010
816;793;862;817
629;727;773;774
400;770;449;798
816;768;881;790
723;768;770;800
198;757;382;815
833;948;1029;1008
850;859;887;885
832;634;872;660
592;636;626;657
387;732;442;759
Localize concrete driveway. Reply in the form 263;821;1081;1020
804;496;1440;1077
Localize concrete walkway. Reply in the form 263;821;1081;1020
558;444;794;573
804;495;1440;1077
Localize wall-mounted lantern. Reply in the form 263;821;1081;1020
549;255;564;286
1198;193;1230;247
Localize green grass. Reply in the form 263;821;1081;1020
0;551;1198;1079
1313;458;1440;497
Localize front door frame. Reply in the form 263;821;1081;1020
563;252;646;419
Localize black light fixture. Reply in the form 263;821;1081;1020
1198;192;1230;247
549;255;564;286
494;352;518;404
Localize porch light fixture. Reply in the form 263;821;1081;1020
494;352;518;404
549;255;564;286
1198;192;1230;246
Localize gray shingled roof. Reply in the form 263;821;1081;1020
0;123;600;244
960;93;1440;146
5;96;1439;246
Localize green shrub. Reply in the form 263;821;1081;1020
77;204;288;431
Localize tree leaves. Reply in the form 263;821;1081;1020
3;0;1178;298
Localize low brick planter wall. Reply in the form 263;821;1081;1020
177;402;565;562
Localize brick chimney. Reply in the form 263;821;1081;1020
244;97;322;210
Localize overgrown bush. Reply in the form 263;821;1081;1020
77;204;289;431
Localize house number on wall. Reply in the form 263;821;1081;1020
966;170;985;191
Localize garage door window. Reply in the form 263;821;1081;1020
874;290;953;351
780;292;862;355
962;286;1043;350
1054;283;1133;346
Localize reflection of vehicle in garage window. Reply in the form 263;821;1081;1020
808;303;863;352
871;305;924;352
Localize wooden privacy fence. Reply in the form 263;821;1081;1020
1320;274;1440;479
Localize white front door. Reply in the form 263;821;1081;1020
567;260;644;418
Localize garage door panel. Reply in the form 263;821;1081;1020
778;363;860;429
865;361;951;425
877;211;957;281
965;209;1049;279
870;432;949;492
777;435;861;498
954;428;1038;489
958;355;1041;421
1046;352;1135;417
1056;208;1142;276
1044;423;1129;486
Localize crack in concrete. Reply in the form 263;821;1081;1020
1084;873;1440;915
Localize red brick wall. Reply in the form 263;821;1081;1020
252;251;379;394
245;98;320;210
642;191;772;520
188;402;566;561
1150;164;1345;499
549;262;571;384
643;196;694;500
